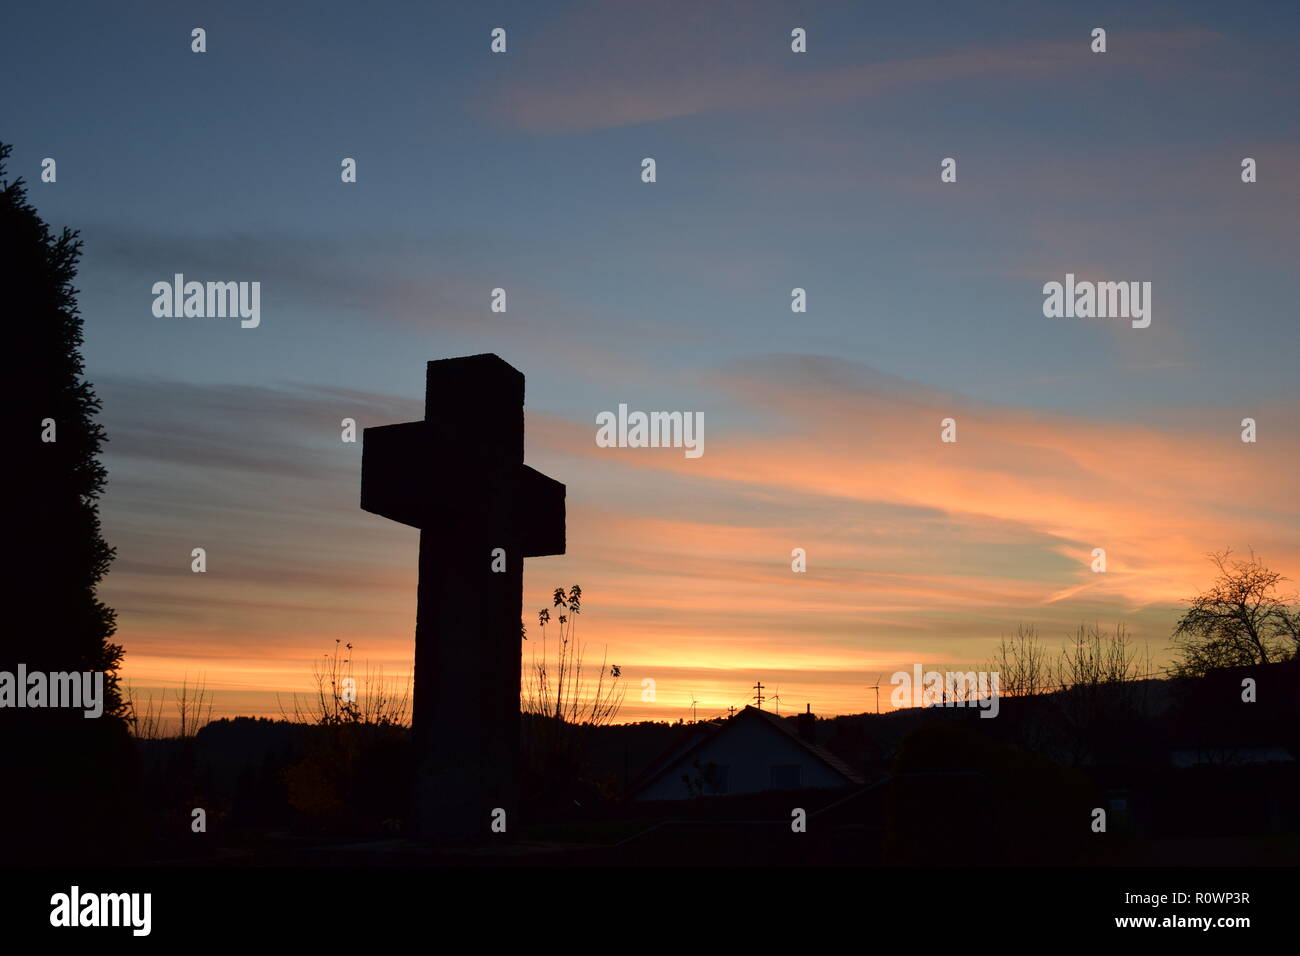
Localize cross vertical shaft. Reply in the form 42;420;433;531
361;354;565;840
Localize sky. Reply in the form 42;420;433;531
4;0;1298;725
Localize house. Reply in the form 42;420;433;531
625;705;863;801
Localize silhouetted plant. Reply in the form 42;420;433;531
523;585;623;728
1172;549;1299;677
985;623;1055;697
4;141;136;862
124;674;214;739
281;639;411;728
123;681;162;740
1054;622;1153;765
520;586;624;801
5;140;123;711
278;641;412;833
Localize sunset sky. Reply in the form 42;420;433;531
4;1;1298;725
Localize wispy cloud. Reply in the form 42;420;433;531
484;16;1221;132
102;354;1298;720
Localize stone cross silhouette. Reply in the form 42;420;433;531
360;354;565;840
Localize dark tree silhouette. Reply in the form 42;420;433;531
2;142;136;861
1172;549;1298;678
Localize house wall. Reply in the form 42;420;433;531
634;718;848;800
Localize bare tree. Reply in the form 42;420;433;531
173;674;214;738
1274;607;1300;659
1057;621;1149;689
1055;622;1153;764
1172;549;1297;677
986;623;1054;697
123;681;161;740
124;674;214;739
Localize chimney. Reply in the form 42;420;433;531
797;703;816;743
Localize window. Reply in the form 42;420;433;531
770;764;802;789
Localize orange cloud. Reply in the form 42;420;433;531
111;357;1298;723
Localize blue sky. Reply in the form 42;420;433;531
4;0;1297;722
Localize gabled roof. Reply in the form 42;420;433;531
745;706;865;785
624;705;864;799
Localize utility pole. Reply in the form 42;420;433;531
752;681;765;710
